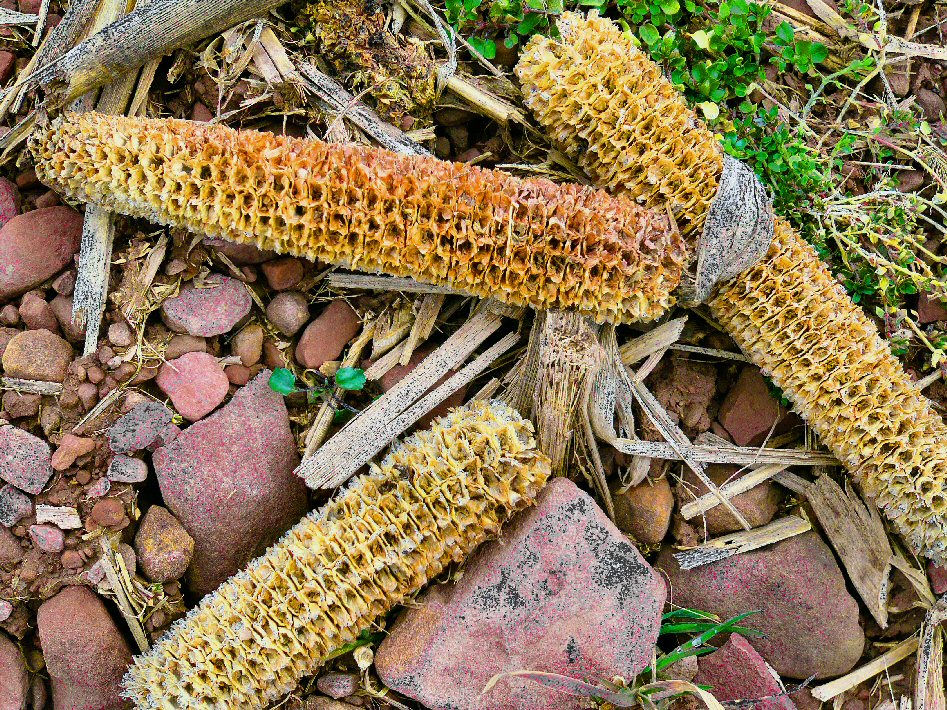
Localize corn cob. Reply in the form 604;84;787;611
516;11;947;562
123;400;551;709
29;111;684;324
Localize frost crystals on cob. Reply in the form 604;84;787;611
516;11;947;563
123;400;551;709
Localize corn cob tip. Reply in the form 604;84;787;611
122;399;551;709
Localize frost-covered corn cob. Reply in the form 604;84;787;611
123;400;551;709
30;111;684;324
516;11;947;562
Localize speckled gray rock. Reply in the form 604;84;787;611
106;455;148;483
376;478;665;710
108;401;173;454
0;425;53;494
0;484;31;526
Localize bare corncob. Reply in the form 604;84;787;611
30;111;684;324
123;400;551;709
517;11;947;562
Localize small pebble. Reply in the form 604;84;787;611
233;323;264;366
165;334;207;360
77;382;98;410
61;550;84;569
51;270;76;296
261;257;305;291
266;291;310;336
19;293;59;333
87;477;110;498
50;434;96;471
1;329;73;382
317;672;359;699
295;300;361;369
29;524;64;553
134;506;195;583
90;498;125;528
0;305;18;326
2;391;40;419
107;455;148;484
225;364;251;386
0;600;11;621
49;294;85;343
107;321;134;347
156;352;230;421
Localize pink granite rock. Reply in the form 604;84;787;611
0;424;53;493
295;300;361;369
37;586;133;710
0;631;27;710
108;400;173;454
152;371;307;595
695;634;796;710
656;532;864;679
203;237;275;265
29;524;64;553
0;178;19;230
376;478;666;710
0;207;82;302
161;276;252;337
717;367;801;447
156;351;230;421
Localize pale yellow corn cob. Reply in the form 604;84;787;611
516;11;947;562
30;111;684;324
123;400;551;709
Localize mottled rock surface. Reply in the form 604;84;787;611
377;478;666;710
0;207;82;302
153;371;307;595
695;634;796;710
0;425;53;494
161;276;252;337
657;532;864;678
37;586;133;710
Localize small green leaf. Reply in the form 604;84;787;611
468;35;497;59
659;0;680;14
810;42;829;63
268;368;296;395
690;29;712;49
775;21;794;44
639;22;660;45
697;101;720;120
335;367;367;391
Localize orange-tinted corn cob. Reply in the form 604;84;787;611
517;11;947;562
30;111;684;324
123;400;551;709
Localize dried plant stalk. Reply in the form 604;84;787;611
516;11;947;562
123;400;551;709
31;111;683;324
